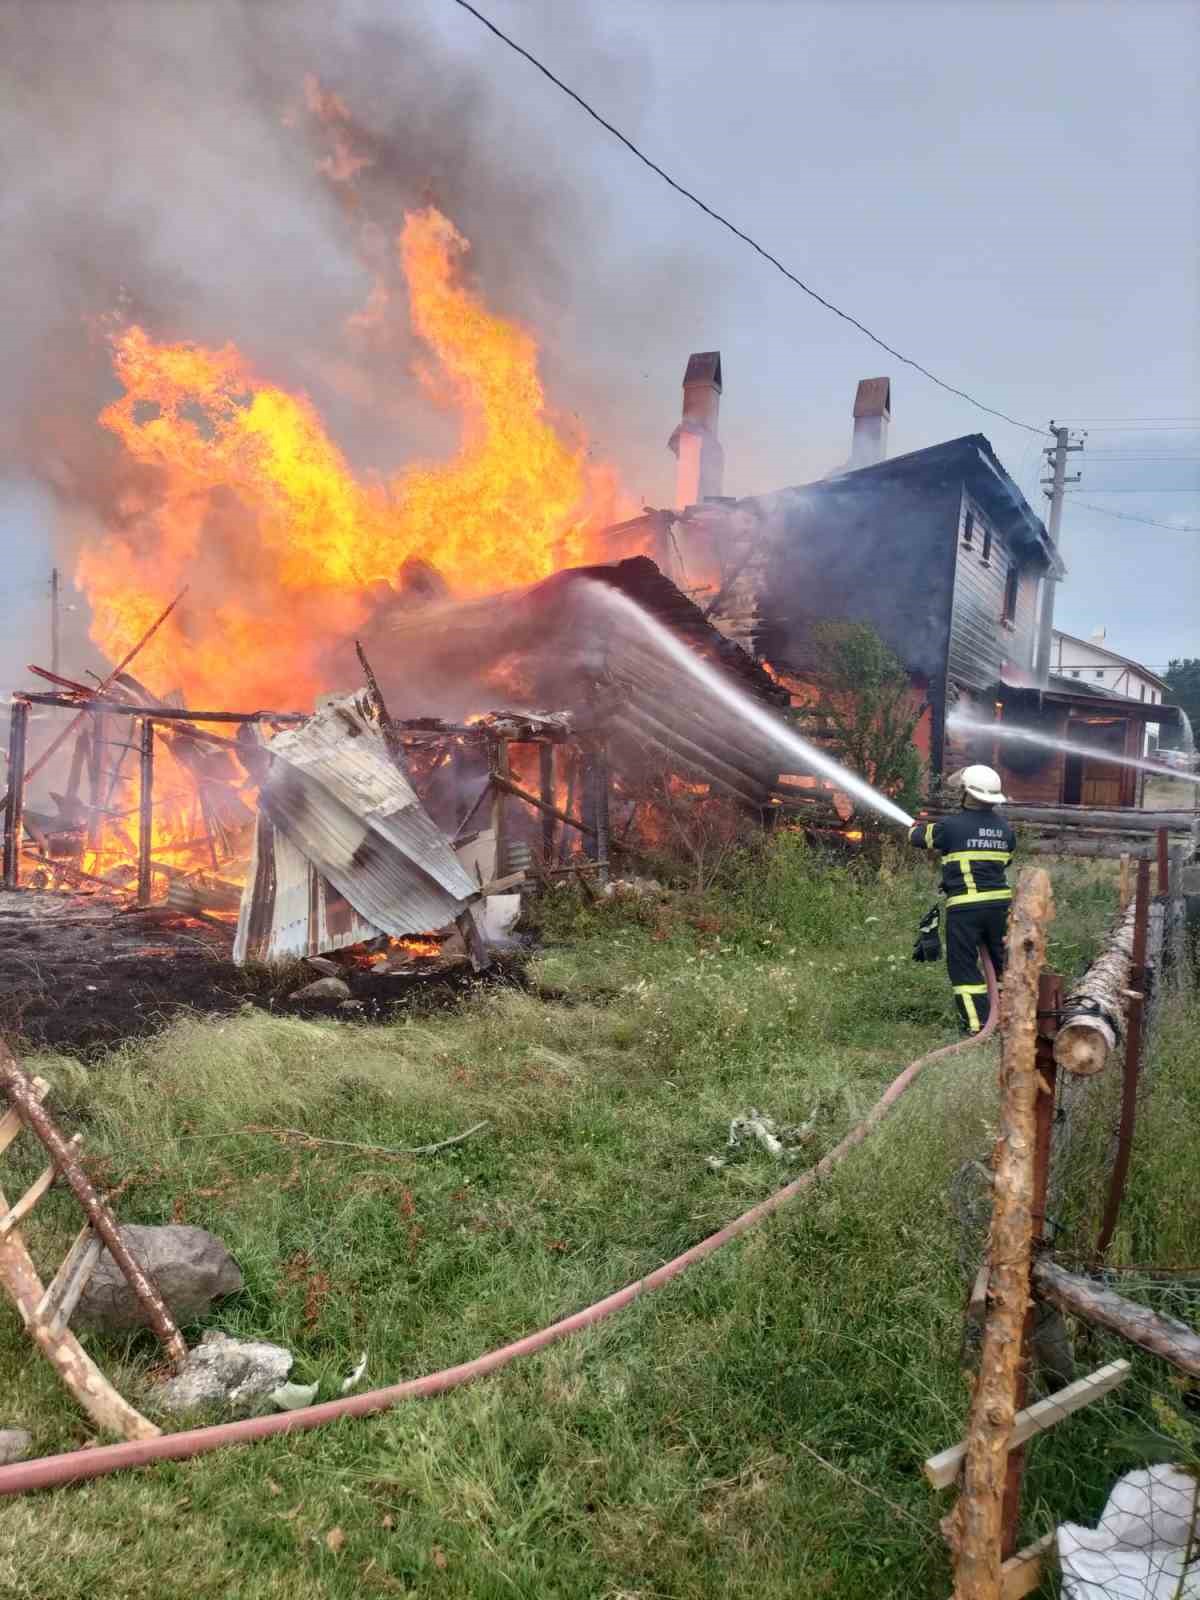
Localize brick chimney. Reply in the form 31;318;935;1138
668;352;724;508
850;377;890;469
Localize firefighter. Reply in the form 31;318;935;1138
909;764;1015;1033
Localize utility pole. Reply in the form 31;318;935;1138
1033;421;1084;683
49;567;61;678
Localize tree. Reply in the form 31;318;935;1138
799;622;925;823
1160;659;1200;749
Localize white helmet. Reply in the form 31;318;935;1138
960;764;1007;806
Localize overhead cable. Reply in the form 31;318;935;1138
1067;499;1200;533
448;0;1050;437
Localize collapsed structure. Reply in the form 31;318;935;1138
1;555;801;970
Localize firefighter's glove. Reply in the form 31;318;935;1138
911;904;942;963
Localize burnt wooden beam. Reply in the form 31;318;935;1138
590;741;611;882
16;694;308;725
2;699;29;889
490;772;596;837
64;728;89;807
558;750;579;865
490;738;511;876
86;713;106;853
538;744;556;860
136;720;155;907
452;773;494;845
355;640;405;768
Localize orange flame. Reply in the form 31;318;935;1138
75;205;633;712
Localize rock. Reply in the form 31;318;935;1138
155;1331;294;1416
0;1429;32;1465
72;1225;243;1334
303;955;343;978
290;976;352;1001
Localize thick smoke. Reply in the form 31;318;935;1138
0;0;725;678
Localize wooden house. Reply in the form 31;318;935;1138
626;361;1187;808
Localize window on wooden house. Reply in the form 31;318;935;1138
1095;670;1104;680
981;525;993;564
1140;684;1146;701
962;509;974;547
1002;562;1020;623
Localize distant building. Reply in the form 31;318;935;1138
1050;629;1169;708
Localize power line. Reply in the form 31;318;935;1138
1067;500;1200;533
448;0;1050;438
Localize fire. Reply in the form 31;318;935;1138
75;206;633;713
360;935;443;968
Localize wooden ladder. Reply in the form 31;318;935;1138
0;1047;187;1442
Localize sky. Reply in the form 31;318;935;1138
1;0;1197;690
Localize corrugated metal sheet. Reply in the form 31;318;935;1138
234;695;478;962
233;814;386;964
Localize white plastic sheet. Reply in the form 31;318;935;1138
1059;1464;1200;1599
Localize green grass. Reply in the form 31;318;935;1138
0;841;1190;1598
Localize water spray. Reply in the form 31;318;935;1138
583;582;916;829
947;711;1200;788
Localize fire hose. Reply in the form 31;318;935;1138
0;953;998;1497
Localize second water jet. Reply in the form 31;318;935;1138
947;711;1200;789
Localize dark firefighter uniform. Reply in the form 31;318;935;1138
908;809;1016;1032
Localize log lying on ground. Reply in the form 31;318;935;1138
1032;1259;1200;1378
949;867;1054;1599
1026;837;1152;862
1053;900;1138;1078
1006;805;1196;834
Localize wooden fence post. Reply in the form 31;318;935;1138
949;868;1054;1600
999;970;1061;1558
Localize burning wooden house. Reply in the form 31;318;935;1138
641;363;1191;813
2;555;801;971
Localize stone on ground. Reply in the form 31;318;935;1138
290;975;352;1001
71;1224;243;1333
155;1331;293;1415
0;1429;32;1465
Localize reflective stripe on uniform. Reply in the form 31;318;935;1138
945;888;1013;909
953;983;988;1033
941;851;1012;868
924;823;935;848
